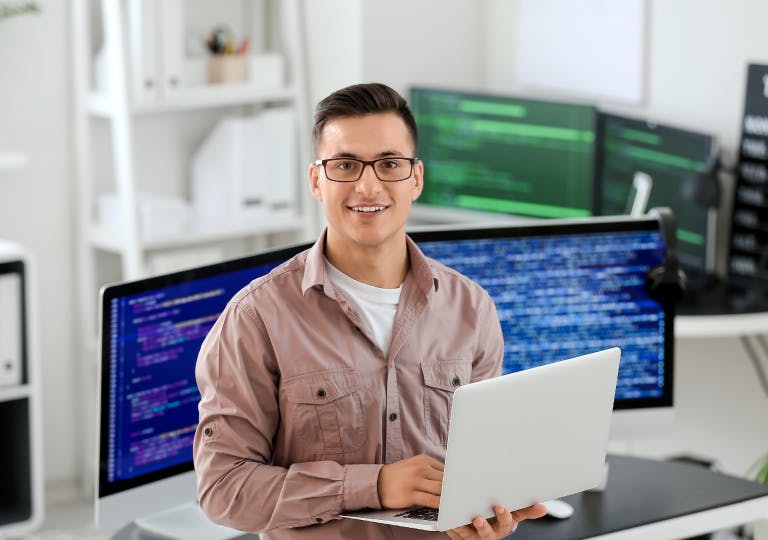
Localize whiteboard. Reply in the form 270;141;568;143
516;0;646;104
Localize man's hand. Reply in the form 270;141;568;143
447;503;547;539
377;454;444;509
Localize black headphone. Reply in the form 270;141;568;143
646;207;687;304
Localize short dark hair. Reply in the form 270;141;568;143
312;83;418;155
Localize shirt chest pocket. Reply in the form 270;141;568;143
421;360;472;447
283;368;365;455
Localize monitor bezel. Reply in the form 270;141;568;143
97;242;311;499
408;215;675;412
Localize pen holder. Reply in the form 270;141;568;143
208;54;248;84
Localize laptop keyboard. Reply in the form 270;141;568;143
394;506;439;521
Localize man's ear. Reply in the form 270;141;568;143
309;162;323;202
411;159;424;202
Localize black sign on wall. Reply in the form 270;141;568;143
729;63;768;281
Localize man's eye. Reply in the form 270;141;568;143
382;160;400;169
335;161;355;170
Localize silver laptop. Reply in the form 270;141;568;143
341;347;621;531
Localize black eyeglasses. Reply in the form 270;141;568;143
314;157;419;183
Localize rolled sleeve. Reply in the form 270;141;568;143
343;464;384;511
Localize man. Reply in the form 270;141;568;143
194;83;546;539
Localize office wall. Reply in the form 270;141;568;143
304;0;484;105
484;0;767;161
0;0;78;492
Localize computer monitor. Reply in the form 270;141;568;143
96;243;310;535
409;86;598;222
596;112;719;274
409;214;675;439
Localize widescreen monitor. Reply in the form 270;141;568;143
409;87;598;221
410;215;674;436
596;113;719;273
97;216;673;533
96;242;310;534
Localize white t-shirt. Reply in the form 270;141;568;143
324;259;402;356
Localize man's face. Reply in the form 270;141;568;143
309;112;423;252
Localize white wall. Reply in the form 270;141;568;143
485;0;768;162
0;0;78;492
304;0;484;107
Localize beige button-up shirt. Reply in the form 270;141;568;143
194;231;504;539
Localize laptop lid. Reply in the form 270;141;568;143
342;347;620;531
437;347;620;530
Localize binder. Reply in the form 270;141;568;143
159;0;184;96
0;271;22;387
127;0;161;103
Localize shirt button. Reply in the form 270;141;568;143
203;427;213;437
389;413;398;422
452;376;461;387
317;389;326;398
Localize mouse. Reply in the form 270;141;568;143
543;499;574;519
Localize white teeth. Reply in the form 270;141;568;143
352;206;385;213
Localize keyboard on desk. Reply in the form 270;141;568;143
394;507;439;521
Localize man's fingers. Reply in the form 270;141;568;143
425;466;444;481
414;490;441;509
490;505;516;536
422;455;444;471
512;502;548;522
416;478;443;496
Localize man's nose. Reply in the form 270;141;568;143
355;163;383;194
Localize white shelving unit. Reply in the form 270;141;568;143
71;0;315;496
0;240;44;537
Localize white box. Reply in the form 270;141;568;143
97;193;191;241
191;108;298;227
0;271;22;387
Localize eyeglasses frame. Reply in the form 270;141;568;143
313;157;420;183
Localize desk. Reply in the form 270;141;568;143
112;455;768;540
511;455;768;540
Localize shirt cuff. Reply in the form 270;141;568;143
342;464;384;511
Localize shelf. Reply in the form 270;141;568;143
0;151;28;171
676;312;768;339
87;85;297;117
0;385;33;403
90;214;309;253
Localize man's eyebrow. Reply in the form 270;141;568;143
375;150;408;158
327;150;409;159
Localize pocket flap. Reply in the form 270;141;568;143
284;368;359;404
421;360;471;392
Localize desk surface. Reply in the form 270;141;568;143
113;455;768;540
675;274;768;338
510;454;768;540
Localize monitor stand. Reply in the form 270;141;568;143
625;171;653;217
133;502;242;540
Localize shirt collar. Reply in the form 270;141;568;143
301;229;439;296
